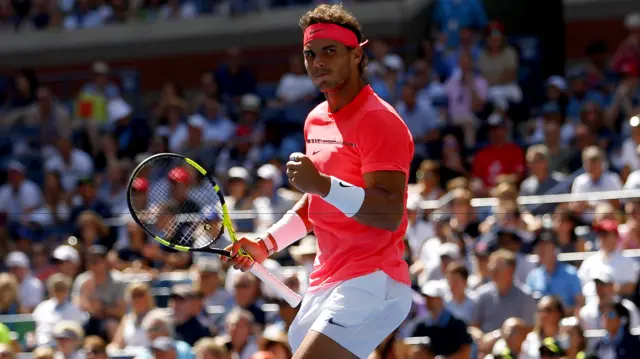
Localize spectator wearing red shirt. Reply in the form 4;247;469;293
471;114;525;192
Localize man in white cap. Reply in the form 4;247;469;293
410;280;473;359
253;163;299;232
52;245;81;278
420;242;461;285
0;160;43;225
5;251;44;312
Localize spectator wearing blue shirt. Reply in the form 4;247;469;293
566;70;605;122
432;0;488;49
526;230;583;314
436;26;483;79
395;84;441;159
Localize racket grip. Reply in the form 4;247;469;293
250;262;303;307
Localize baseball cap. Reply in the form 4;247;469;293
438;243;460;259
131;177;149;192
108;98;132;124
420;280;447;298
241;94;261;112
257;163;280;182
187;114;207;130
195;258;221;273
5;251;29;268
546;76;567;91
593;219;619;234
171;284;200;299
53;327;80;341
150;337;176;351
52;245;80;264
487;113;506;127
92;61;110;75
593;265;614;284
228;167;249;181
168;167;190;184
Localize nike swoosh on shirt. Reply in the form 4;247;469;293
312;149;323;155
338;182;352;188
327;318;347;328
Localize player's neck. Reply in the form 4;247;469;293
325;77;366;113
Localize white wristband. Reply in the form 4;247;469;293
266;210;309;251
322;176;365;218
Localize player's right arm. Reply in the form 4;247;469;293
223;194;312;271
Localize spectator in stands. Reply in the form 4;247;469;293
156;97;189;152
558;317;587;359
192;72;221;112
405;198;435;263
478;21;522;107
52;245;81;279
230;272;265;327
69;178;112;224
445;50;488;148
32;274;84;347
76;211;115;248
578;219;639;299
482;317;528;359
32;345;55;359
471;114;525;193
190;96;236;150
109;282;156;349
159;0;197;20
518;296;565;359
193;259;234;310
215;47;257;110
257;325;291;359
610;12;640;74
420;242;460;285
72;245;126;340
0;160;43;226
193;338;230;359
220;308;258;359
45;137;94;193
0;273;21;314
447;187;481;239
591;299;640;359
566;70;605;122
7;69;37;110
444;261;475;324
432;0;487;49
169;284;211;346
411;280;472;358
52;320;85;359
107;98;152;160
83;336;107;359
618;198;640;250
252;163;296;232
606;62;640;136
137;309;193;359
97;159;132;215
272;55;317;107
618;115;640;176
578;265;640;330
570;146;622;223
520;145;566;215
471;249;536;334
541;118;575;175
214;126;262;180
5;251;44;312
581;101;615;151
526;231;583;314
410;160;445;206
75;62;120;126
34;169;71;228
396;84;441;160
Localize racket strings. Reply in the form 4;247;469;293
130;156;226;250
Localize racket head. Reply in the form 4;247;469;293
126;153;237;256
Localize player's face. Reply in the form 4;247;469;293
303;38;360;92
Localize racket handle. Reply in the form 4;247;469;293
250;262;303;307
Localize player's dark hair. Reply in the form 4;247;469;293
299;4;368;74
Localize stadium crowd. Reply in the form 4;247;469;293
2;0;640;358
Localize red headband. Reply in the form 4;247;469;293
303;23;368;48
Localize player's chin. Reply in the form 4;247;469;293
315;80;339;93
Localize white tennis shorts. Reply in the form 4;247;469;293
287;270;412;358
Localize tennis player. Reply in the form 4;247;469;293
225;4;414;358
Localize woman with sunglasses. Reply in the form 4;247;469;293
591;299;640;359
519;296;565;359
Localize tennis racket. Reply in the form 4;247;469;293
126;153;302;307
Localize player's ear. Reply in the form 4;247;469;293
352;46;363;67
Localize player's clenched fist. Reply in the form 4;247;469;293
286;152;330;196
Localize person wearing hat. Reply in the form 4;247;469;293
258;324;292;359
166;166;202;215
252;163;298;233
52;320;85;359
289;235;317;275
0;160;43;225
419;242;460;285
578;265;640;331
525;230;583;314
411;280;473;359
32;273;84;347
168;284;211;346
193;258;234;310
4;251;44;313
107;97;152;159
72;245;126;339
577;218;638;299
591;299;640;359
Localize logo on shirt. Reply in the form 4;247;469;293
339;182;352;188
312;149;324;155
327;317;347;328
306;138;357;148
